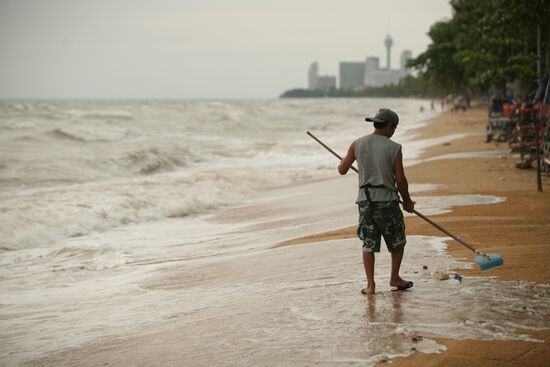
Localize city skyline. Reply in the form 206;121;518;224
0;0;452;99
308;33;413;91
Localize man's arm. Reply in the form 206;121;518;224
338;142;356;175
394;149;415;213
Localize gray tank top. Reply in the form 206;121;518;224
354;134;401;203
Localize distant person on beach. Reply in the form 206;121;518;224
338;108;415;295
485;120;494;143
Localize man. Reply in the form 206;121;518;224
338;108;415;295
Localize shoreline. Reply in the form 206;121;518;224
279;107;550;282
24;106;550;367
277;107;550;366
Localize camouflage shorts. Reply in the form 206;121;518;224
357;199;406;253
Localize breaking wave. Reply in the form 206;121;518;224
65;109;134;120
48;126;128;142
1;97;438;253
117;146;192;175
0;170;253;252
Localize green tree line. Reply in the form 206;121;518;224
409;0;550;98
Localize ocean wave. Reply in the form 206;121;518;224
48;126;128;142
1;98;440;253
13;135;40;142
0;119;38;130
7;102;35;111
206;101;232;108
0;171;252;252
65;108;134;120
49;128;90;142
219;110;245;122
116;145;195;175
46;243;131;271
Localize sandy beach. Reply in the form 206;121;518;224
283;107;550;366
25;105;550;367
381;108;550;366
3;1;548;366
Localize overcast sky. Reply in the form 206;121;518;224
0;0;452;99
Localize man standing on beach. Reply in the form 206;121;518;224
338;108;415;295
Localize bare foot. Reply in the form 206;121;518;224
361;285;375;295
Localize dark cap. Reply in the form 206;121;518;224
365;108;399;125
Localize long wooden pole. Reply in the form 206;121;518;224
306;131;490;258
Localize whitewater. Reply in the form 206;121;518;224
2;98;549;366
0;98;438;252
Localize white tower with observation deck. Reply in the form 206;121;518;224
384;34;393;70
363;34;405;87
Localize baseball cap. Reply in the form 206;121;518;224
365;108;399;125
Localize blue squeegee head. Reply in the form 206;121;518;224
474;253;504;270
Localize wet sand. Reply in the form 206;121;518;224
284;107;550;366
386;108;550;366
27;107;550;367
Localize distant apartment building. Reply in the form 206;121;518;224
308;62;319;90
308;62;336;90
365;57;380;74
364;68;401;87
364;52;400;88
316;75;337;90
400;50;413;78
339;62;365;90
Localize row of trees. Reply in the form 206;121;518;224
409;0;550;98
280;76;445;98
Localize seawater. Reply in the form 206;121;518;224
1;99;548;366
0;98;436;252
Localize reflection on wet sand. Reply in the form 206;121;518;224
364;292;404;325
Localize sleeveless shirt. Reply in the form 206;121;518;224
354;134;401;203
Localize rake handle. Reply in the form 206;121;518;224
306;131;487;258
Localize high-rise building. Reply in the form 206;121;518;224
316;75;337;90
365;57;380;74
307;62;336;90
308;62;319;90
339;62;365;90
363;35;410;88
400;50;413;78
